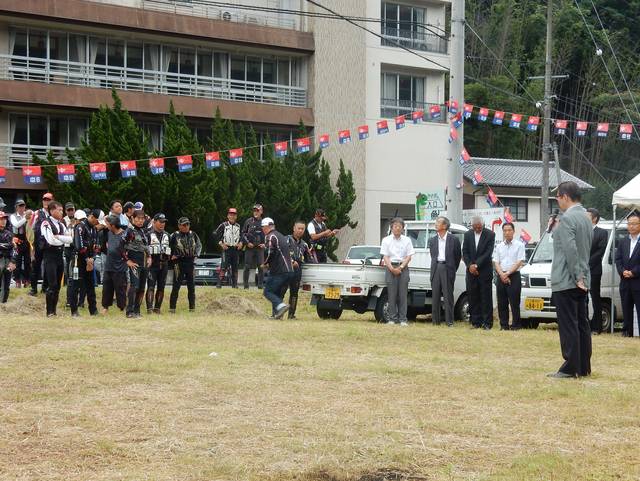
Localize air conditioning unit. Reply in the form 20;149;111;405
222;11;232;21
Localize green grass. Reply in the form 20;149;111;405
1;288;639;481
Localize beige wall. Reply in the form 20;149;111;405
308;0;367;257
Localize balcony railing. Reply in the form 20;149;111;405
381;29;448;55
0;55;307;108
0;144;71;168
380;99;447;123
85;0;302;31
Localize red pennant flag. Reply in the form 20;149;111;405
478;107;489;122
0;166;6;184
357;125;369;140
89;162;107;181
22;165;42;184
554;119;568;135
149;157;165;175
492;111;505;125
56;164;76;183
205;152;220;169
463;103;474;119
177;155;193;172
448;99;459;114
527;116;540;132
459;147;471;165
319;134;330;148
274;141;288;158
520;229;532;244
487;188;499;207
376;120;389;134
338;129;352;144
296;137;311;153
229;148;243;165
448;126;458;144
509;114;522;129
120;160;137;178
429;105;442;119
596;123;609;138
504;207;514;223
620;123;633;140
576;121;588;137
395;115;406;130
411;110;424;124
472;170;483;185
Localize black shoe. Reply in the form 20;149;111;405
46;313;56;318
71;312;80;318
547;371;577;379
622;331;631;337
471;324;481;329
216;285;222;289
126;312;135;318
482;325;491;330
500;327;510;331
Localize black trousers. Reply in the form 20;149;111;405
146;262;169;312
69;260;97;315
43;251;64;315
127;265;148;315
589;272;603;333
553;288;591;376
620;287;640;336
243;248;264;288
101;271;127;311
30;244;48;293
13;240;30;284
170;259;195;310
0;261;11;303
314;248;328;264
496;272;521;329
279;268;302;318
218;247;239;288
467;273;494;328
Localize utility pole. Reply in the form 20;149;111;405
447;0;465;222
540;0;553;237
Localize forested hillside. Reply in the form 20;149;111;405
463;0;640;214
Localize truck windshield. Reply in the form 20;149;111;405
530;231;554;263
406;229;432;248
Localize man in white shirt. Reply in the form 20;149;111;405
41;201;73;317
493;222;526;330
9;199;32;288
428;217;462;326
307;208;339;263
380;217;415;325
615;211;640;337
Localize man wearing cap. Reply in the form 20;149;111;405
283;220;315;319
28;192;54;296
307;209;339;263
69;209;99;317
261;217;294;319
169;217;202;313
241;204;266;289
9;199;32;288
146;213;171;314
214;208;242;288
0;211;17;303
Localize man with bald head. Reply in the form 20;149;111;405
463;216;496;329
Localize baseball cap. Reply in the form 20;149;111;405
0;211;7;219
315;208;326;216
15;199;26;207
65;202;75;210
261;217;274;227
253;203;263;210
178;216;190;225
74;210;87;221
134;201;144;210
42;192;54;200
228;207;238;214
153;213;167;222
89;209;101;219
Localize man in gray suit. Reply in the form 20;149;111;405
428;216;462;326
549;181;593;378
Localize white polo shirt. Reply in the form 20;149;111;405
493;238;526;272
380;234;415;264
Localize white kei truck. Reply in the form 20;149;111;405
519;219;627;331
300;221;471;322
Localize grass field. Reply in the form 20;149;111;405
1;288;639;481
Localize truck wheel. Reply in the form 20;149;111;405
317;306;343;320
454;294;470;322
601;303;612;333
374;292;390;323
407;307;418;321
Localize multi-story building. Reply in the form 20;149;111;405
0;0;451;253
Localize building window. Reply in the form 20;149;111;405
380;72;425;117
380;2;446;53
8;113;87;148
501;197;528;222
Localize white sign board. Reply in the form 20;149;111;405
416;191;446;221
463;208;506;243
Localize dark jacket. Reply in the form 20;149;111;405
264;229;293;274
73;219;98;263
589;226;608;276
428;232;462;282
170;230;202;260
241;216;265;246
104;230;128;273
287;235;314;269
615;236;640;292
0;227;17;262
462;228;496;279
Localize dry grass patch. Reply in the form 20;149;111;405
1;288;639;481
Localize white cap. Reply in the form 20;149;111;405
97;210;106;226
261;217;274;227
74;210;87;221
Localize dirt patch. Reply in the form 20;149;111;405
200;294;263;317
1;294;45;316
296;469;428;481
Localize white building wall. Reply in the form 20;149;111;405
473;194;543;242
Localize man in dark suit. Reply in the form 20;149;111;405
615;211;640;337
463;216;496;329
587;208;608;334
429;216;462;326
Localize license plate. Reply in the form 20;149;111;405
324;286;341;300
525;297;545;311
197;269;210;276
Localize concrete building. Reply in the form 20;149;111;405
0;0;452;254
462;157;594;241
